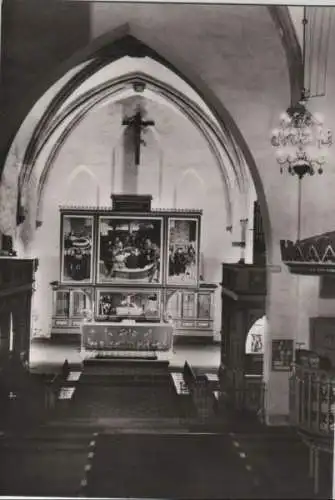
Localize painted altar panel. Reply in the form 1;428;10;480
81;322;173;351
96;288;161;321
97;216;163;285
61;215;94;283
167;218;199;286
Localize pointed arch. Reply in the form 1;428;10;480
2;26;276;256
66;164;98;188
179;168;206;188
34;71;237;225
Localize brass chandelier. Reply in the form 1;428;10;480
270;8;333;241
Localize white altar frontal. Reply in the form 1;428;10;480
81;321;174;353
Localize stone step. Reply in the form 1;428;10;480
44;416;184;428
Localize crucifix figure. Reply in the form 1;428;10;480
122;108;155;166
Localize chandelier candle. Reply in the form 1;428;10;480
271;98;332;241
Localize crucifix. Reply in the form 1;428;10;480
122;108;155;166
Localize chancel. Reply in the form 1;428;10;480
2;2;335;499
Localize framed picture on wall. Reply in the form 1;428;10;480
61;215;94;283
167;218;199;286
271;339;294;371
96;289;161;321
97;216;163;284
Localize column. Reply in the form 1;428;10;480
12;291;32;363
0;309;10;358
263;268;296;426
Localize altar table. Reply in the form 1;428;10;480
81;322;173;351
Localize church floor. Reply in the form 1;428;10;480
0;338;332;499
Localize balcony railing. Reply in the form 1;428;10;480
289;363;334;495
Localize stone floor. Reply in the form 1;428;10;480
29;337;221;373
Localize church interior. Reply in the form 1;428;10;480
1;1;335;498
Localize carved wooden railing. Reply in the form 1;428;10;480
289;364;334;495
220;365;265;414
289;364;334;439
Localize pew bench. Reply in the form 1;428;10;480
205;372;220;390
58;387;76;400
183;361;197;389
66;371;82;382
206;373;219;383
212;389;229;414
171;372;190;395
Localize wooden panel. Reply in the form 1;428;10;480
310;317;335;366
221;264;266;296
0;258;35;289
319;276;335;298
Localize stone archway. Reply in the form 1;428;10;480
0;7;300;424
1;26;274;253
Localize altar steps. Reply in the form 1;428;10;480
78;375;171;386
81;358;170;384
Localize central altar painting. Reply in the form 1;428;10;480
98;216;163;284
51;195;212;348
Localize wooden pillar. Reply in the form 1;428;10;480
12;291;32;363
220;294;246;409
0;309;11;358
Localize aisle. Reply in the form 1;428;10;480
85;433;263;499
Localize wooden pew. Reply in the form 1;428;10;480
183;361;197;389
204;372;220;391
58;387;76;400
170;369;197;419
66;371;82;383
170;372;190;395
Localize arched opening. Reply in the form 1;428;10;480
0;30;271;403
2;6;320;495
65;165;100;206
245;316;266;355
